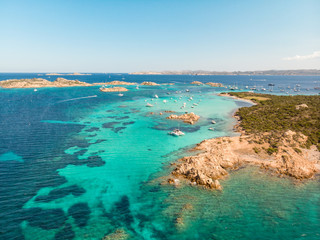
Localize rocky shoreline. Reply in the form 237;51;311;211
166;95;320;190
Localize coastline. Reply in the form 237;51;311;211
166;93;320;190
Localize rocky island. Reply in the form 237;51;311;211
104;81;137;85
46;72;91;76
206;82;224;87
0;78;92;88
166;112;200;125
100;87;128;92
191;81;203;85
140;81;159;86
169;93;320;190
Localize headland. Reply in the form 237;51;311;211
168;92;320;190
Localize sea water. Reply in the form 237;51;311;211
0;74;319;240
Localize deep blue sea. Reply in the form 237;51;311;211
0;73;319;240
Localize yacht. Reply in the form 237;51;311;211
146;103;153;107
168;129;185;136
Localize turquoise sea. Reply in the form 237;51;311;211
0;74;319;240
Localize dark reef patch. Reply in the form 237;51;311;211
68;203;91;228
86;155;105;167
122;121;135;126
116;116;130;120
35;185;85;203
113;127;126;133
88;133;97;137
105;196;134;231
85;127;100;132
26;208;66;230
54;223;75;240
102;122;120;129
93;139;107;144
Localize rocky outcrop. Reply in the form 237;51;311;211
295;104;308;110
171;131;319;190
191;81;203;85
140;81;159;86
206;82;224;87
104;81;136;85
54;78;92;86
0;78;92;88
102;229;129;240
100;87;128;92
166;112;200;124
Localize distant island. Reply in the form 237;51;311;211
130;69;320;76
46;72;91;76
0;78;92;88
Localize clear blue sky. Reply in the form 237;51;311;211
0;0;319;72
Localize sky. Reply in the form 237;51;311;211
0;0;319;72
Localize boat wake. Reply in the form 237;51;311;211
57;95;97;103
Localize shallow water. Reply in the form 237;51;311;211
0;74;319;239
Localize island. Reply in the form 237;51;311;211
191;81;203;85
46;72;91;76
140;81;159;86
166;112;200;125
0;78;92;88
104;81;137;85
100;87;128;92
206;82;224;87
129;69;320;76
168;92;320;190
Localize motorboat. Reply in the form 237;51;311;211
118;93;124;97
211;120;216;124
154;94;159;98
146;103;153;107
168;129;185;136
208;127;215;131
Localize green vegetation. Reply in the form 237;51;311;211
229;92;320;151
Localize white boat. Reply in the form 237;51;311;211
186;89;190;92
208;127;215;131
136;85;139;89
211;120;216;124
146;103;153;107
168;129;185;136
118;93;124;96
163;100;167;103
34;89;38;92
154;94;159;98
